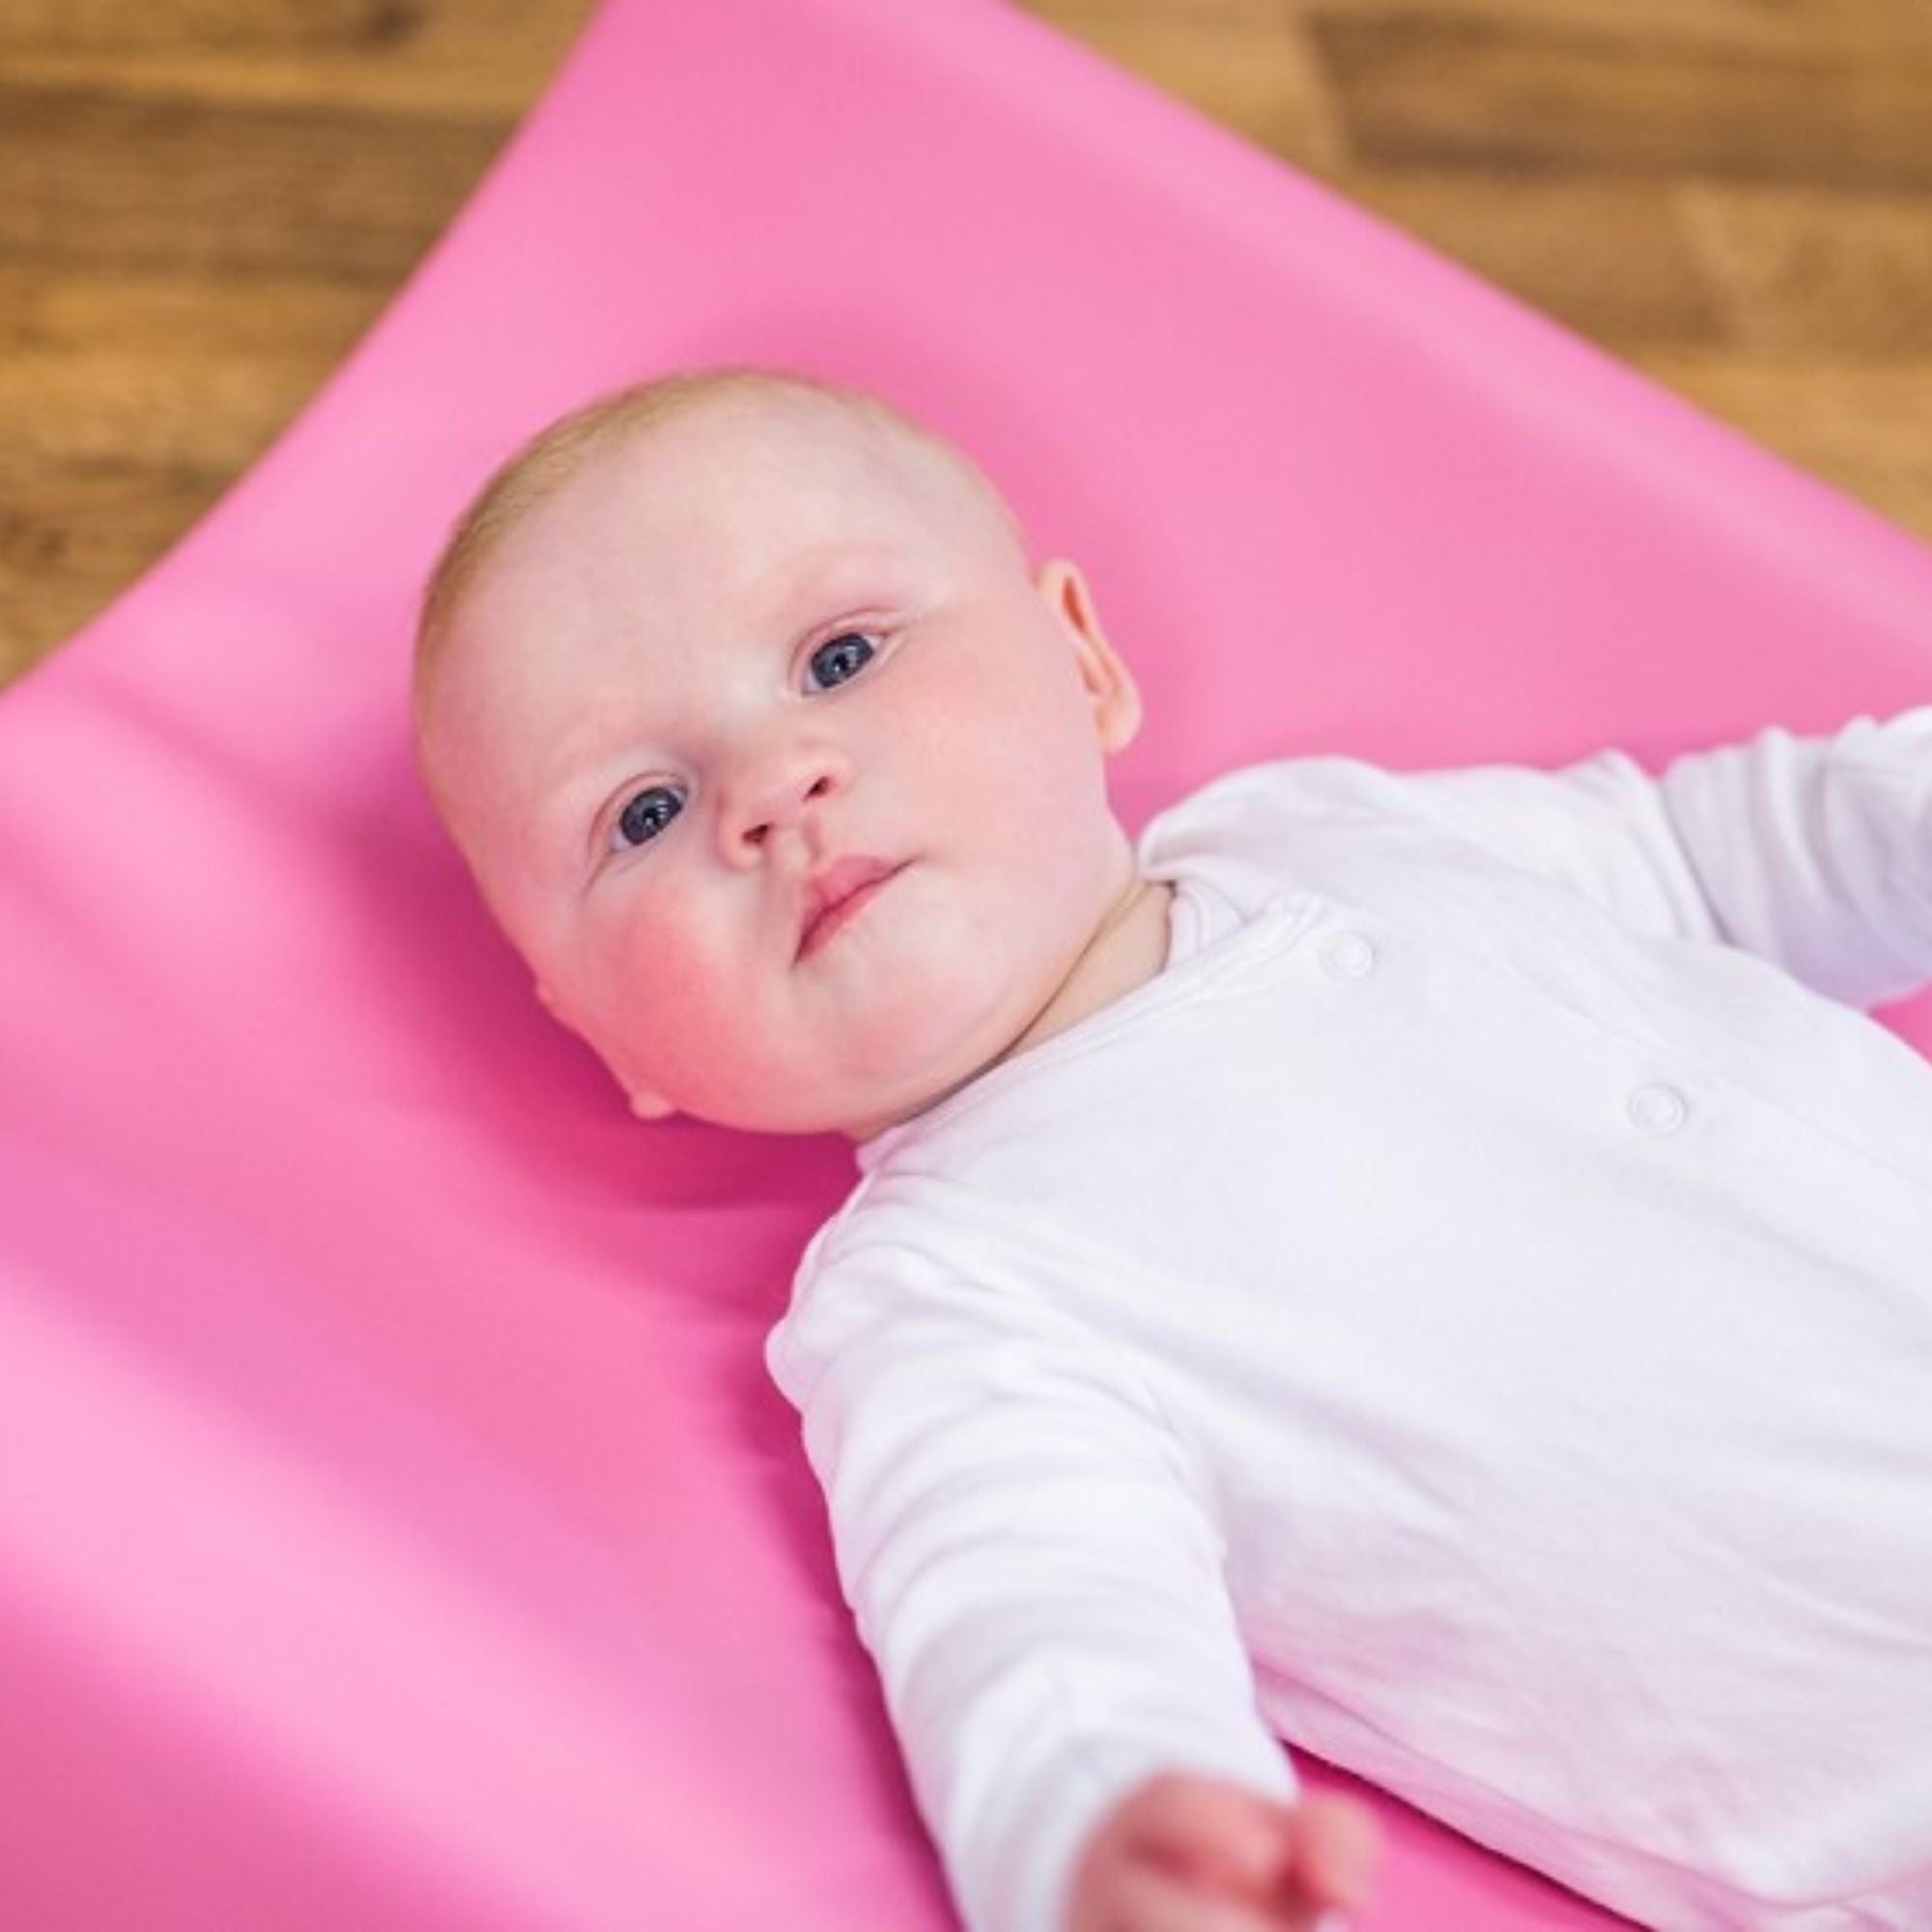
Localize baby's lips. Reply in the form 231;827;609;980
796;853;906;957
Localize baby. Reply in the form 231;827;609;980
412;365;1932;1932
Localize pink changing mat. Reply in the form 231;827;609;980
2;1;1927;1926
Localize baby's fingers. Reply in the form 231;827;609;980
1284;1790;1382;1917
1122;1776;1378;1914
1108;1858;1318;1932
1116;1774;1291;1892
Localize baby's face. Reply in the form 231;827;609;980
417;390;1145;1138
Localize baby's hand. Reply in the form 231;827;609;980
1067;1771;1380;1932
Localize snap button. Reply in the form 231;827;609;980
1320;932;1378;980
1628;1083;1689;1135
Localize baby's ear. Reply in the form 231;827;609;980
1036;557;1142;755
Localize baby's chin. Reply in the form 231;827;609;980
606;960;1046;1138
698;1083;952;1142
668;1050;997;1141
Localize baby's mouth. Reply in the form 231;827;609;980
796;857;908;961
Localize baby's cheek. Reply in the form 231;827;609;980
556;894;690;1068
610;913;784;1095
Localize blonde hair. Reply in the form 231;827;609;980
412;364;1025;720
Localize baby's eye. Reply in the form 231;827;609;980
804;630;880;693
610;782;686;852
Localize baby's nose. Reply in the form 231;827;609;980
721;741;849;856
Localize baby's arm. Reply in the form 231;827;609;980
768;1227;1357;1932
1649;707;1932;1007
1407;707;1932;1009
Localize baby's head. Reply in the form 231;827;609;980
412;366;1148;1139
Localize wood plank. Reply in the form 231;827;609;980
0;0;592;115
0;268;379;458
1303;0;1932;63
1026;1;1348;170
0;457;234;678
1681;185;1932;355
0;84;504;280
0;265;376;679
1314;9;1932;191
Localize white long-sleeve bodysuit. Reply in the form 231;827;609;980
765;713;1932;1932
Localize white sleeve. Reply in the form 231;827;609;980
1406;707;1932;1009
766;1224;1294;1932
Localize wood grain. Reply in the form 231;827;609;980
3;0;1928;689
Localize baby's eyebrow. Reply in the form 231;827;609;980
764;544;895;619
774;542;856;586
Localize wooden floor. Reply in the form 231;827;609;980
5;0;1930;689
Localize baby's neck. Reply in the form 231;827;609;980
996;870;1176;1067
844;869;1176;1146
